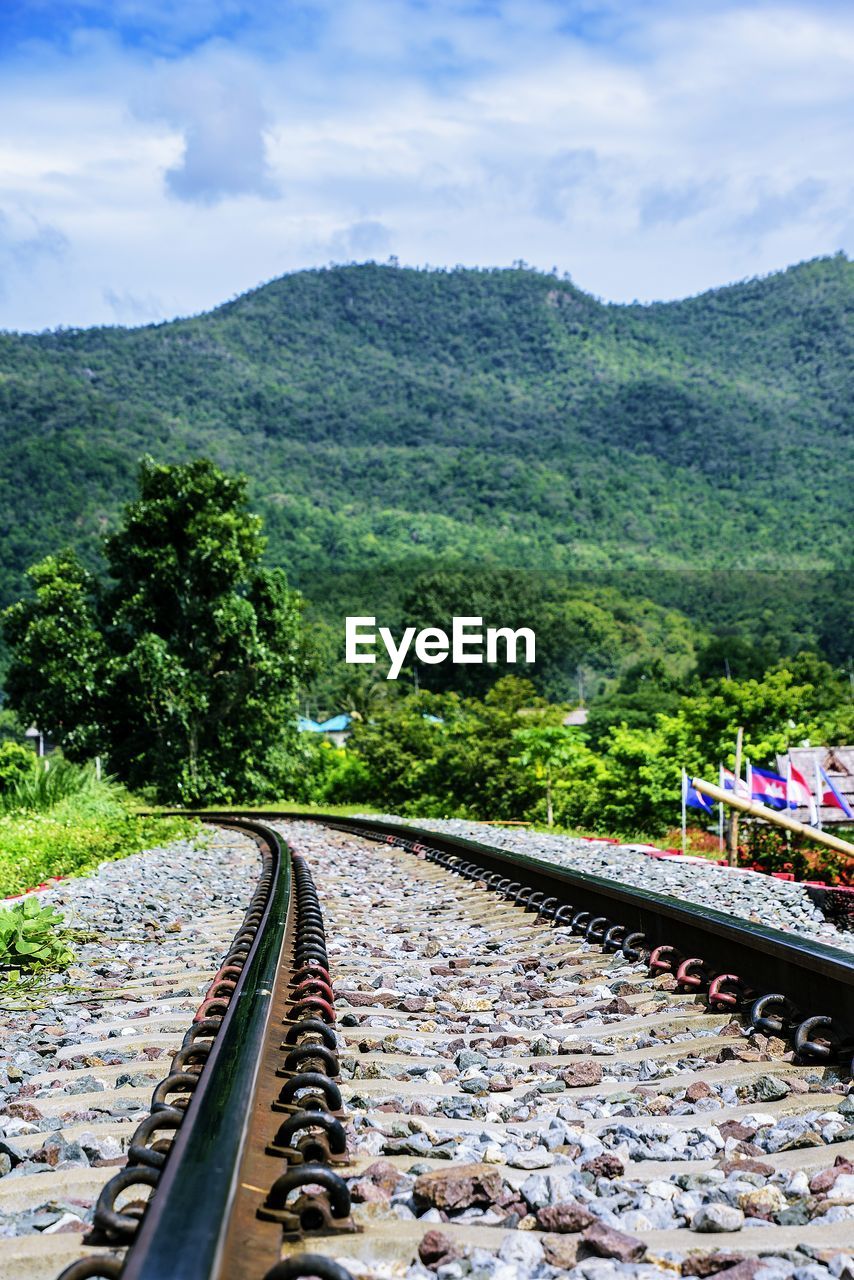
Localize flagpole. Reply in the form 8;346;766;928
681;768;687;856
718;763;724;854
728;726;743;867
814;753;823;831
784;755;792;859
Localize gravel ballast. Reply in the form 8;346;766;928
360;817;853;952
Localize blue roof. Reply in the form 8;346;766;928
317;714;352;733
297;713;353;733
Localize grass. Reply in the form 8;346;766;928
0;756;103;814
0;757;201;899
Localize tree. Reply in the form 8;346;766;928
3;458;303;803
596;723;677;835
511;726;581;826
3;550;110;760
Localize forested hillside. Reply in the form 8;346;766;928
0;254;851;613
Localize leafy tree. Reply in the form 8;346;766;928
658;660;849;772
584;659;683;746
511;726;583;826
535;598;625;697
596;724;677;835
348;695;453;813
3;550;110;758
484;676;542;714
3;459;302;803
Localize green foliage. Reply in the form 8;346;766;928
328;654;853;844
3;459;304;803
273;735;371;806
657;657;852;772
0;898;73;975
0;755;103;814
594;724;678;837
511;725;584;826
3;551;109;758
0;742;35;793
584;663;682;748
0;736;201;900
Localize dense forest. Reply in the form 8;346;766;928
0;255;851;613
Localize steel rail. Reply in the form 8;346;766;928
118;818;293;1280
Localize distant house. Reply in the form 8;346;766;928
776;746;854;824
298;713;353;748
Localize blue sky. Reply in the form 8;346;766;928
1;0;852;330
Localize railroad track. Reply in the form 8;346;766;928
8;814;854;1280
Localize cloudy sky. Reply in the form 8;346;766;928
1;0;852;330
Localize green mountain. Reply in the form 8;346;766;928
0;255;851;611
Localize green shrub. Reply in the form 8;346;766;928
0;755;102;814
0;897;74;975
0;742;35;794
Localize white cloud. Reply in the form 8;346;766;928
132;50;279;203
0;1;851;328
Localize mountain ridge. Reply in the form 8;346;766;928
0;254;850;611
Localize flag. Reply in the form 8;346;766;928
683;770;714;814
749;764;789;810
819;767;853;819
721;766;750;798
786;760;817;822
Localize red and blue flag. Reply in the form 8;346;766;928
748;764;790;810
820;767;853;819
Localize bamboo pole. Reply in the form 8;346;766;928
692;777;854;859
728;726;743;866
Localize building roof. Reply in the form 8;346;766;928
317;714;352;733
298;713;353;734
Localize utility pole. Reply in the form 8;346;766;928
728;725;743;867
